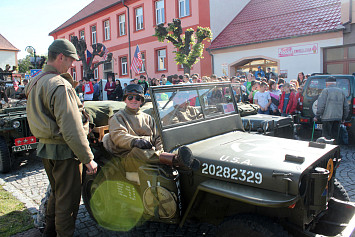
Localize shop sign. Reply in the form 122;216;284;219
278;43;318;57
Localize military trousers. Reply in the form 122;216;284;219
121;147;161;172
42;158;83;237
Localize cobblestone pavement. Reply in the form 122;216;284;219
1;145;354;236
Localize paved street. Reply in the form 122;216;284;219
0;144;354;236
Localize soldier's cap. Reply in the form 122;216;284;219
123;84;145;101
48;39;79;60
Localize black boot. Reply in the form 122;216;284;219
159;146;200;171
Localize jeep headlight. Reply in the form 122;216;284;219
12;121;20;128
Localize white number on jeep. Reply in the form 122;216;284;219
216;166;223;177
201;163;262;184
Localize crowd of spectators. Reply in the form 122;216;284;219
73;68;310;115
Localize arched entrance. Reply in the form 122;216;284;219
229;56;280;78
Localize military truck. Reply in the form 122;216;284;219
0;105;37;173
83;82;354;236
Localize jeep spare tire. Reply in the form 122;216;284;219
312;99;318;116
0;136;11;173
333;178;350;201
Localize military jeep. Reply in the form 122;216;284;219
83;82;354;236
0;105;37;173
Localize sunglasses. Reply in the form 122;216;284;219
127;95;142;101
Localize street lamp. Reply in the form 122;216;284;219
25;46;37;69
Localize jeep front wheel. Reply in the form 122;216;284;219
217;214;289;237
0;136;11;173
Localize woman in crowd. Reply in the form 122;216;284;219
150;78;160;86
105;74;116;100
114;80;123;101
297;72;305;86
268;80;281;115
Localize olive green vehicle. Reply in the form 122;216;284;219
83;82;355;236
0;105;37;173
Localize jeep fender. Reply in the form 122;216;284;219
180;179;298;227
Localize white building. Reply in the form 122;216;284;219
209;0;355;80
0;34;19;70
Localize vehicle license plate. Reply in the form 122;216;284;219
315;124;322;129
12;143;37;152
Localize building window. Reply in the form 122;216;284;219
121;57;128;75
104;20;110;40
94;67;99;79
135;7;144;31
118;14;126;36
104;62;112;71
179;0;190;18
140;52;146;73
71;67;76;80
155;0;165;25
157;49;166;71
324;45;355;74
79;30;85;40
91;25;97;45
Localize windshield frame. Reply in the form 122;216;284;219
151;82;239;130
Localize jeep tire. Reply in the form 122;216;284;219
217;214;289;237
333;178;350;201
0;136;11;173
82;171;97;220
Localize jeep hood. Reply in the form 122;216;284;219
187;131;339;196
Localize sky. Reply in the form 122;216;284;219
0;0;93;60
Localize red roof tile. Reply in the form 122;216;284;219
210;0;341;50
0;34;19;51
49;0;122;35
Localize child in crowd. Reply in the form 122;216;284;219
268;80;281;115
248;81;260;103
296;86;304;112
254;82;271;114
278;83;297;116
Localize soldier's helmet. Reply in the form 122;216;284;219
123;84;145;102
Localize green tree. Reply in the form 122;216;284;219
154;19;212;75
71;36;112;79
18;55;47;73
18;55;32;74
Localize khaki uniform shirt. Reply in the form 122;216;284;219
161;105;202;126
25;65;93;164
104;106;162;157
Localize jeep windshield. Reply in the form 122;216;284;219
152;83;237;129
306;76;351;97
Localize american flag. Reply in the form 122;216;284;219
102;45;109;60
130;45;143;74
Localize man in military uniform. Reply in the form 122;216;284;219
161;92;203;126
25;39;97;237
103;84;199;173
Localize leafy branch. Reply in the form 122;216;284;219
154;19;212;74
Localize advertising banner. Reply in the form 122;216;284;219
278;44;318;57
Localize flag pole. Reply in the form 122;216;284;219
143;56;149;79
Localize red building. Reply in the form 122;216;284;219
49;0;213;81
